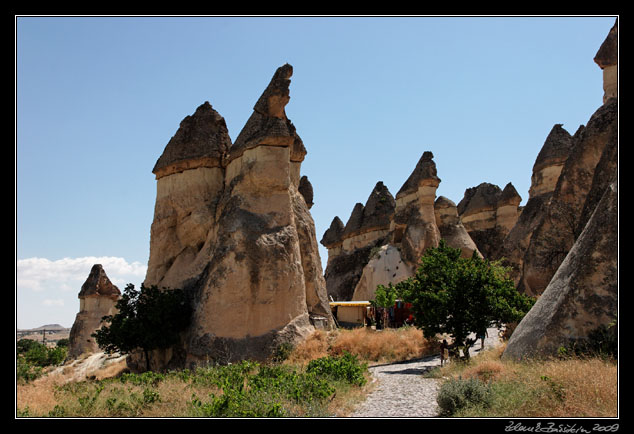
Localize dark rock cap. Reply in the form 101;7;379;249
230;64;307;163
594;19;618;69
360;181;396;231
342;203;365;237
533;124;574;173
434;196;457;209
396;151;440;198
457;182;503;216
253;63;293;118
152;101;232;178
78;264;121;298
298;175;314;208
320;216;345;247
499;182;522;206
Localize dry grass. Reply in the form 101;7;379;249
285;327;438;367
327;327;438;364
16;371;66;417
438;343;618;418
284;329;331;366
532;357;618;417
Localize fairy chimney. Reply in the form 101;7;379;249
68;264;121;359
140;64;334;370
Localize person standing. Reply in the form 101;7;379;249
440;339;449;366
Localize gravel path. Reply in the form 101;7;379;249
350;327;501;418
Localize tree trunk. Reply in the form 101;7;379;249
144;348;150;372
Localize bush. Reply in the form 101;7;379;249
16;339;68;383
436;376;492;416
188;361;338;417
306;352;367;386
93;283;192;372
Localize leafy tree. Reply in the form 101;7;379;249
56;338;70;348
93;284;192;372
17;338;41;354
370;284;398;329
393;240;535;359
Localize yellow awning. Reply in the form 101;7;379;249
329;301;371;307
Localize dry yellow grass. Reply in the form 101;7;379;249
535;357;617;417
285;329;331;366
284;326;438;367
327;327;438;364
438;343;618;418
16;373;64;417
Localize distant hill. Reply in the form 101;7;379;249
16;324;71;345
17;324;69;332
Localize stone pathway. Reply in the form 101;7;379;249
350;327;501;418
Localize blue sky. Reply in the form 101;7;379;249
16;15;616;329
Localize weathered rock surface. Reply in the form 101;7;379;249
322;152;476;302
456;182;521;259
503;178;617;360
499;124;576;285
351;244;410;301
594;19;618;104
141;64;334;369
502;21;618;359
434;196;481;259
68;264;121;359
321;182;396;301
518;97;618;296
392;152;442;269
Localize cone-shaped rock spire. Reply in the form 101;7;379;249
152;101;232;179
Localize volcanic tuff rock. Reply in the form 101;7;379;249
594;19;618;104
351;244;410;301
503;179;618;360
141;64;333;370
322;152;481;302
518;97;618;296
298;175;314;209
68;265;121;359
321;182;396;301
499;124;576;285
502;20;618;359
456;182;521;259
434;196;481;259
392;151;442;268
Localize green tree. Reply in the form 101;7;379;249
394;240;535;359
93;284;192;372
56;338;70;348
370;284;398;329
17;338;41;354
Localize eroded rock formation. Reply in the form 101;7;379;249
518;97;618;296
502;19;618;359
499;124;576;285
323;151;482;302
456;182;522;259
321;181;396;301
594;19;618;104
434;196;481;259
503;179;617;360
141;64;334;369
68;264;121;359
391;151;442;268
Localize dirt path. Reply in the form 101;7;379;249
350;327;501;418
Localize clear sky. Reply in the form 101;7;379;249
16;15;616;329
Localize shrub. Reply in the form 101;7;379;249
306;352;367;386
16;339;68;383
93;283;192;372
436;376;492;416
